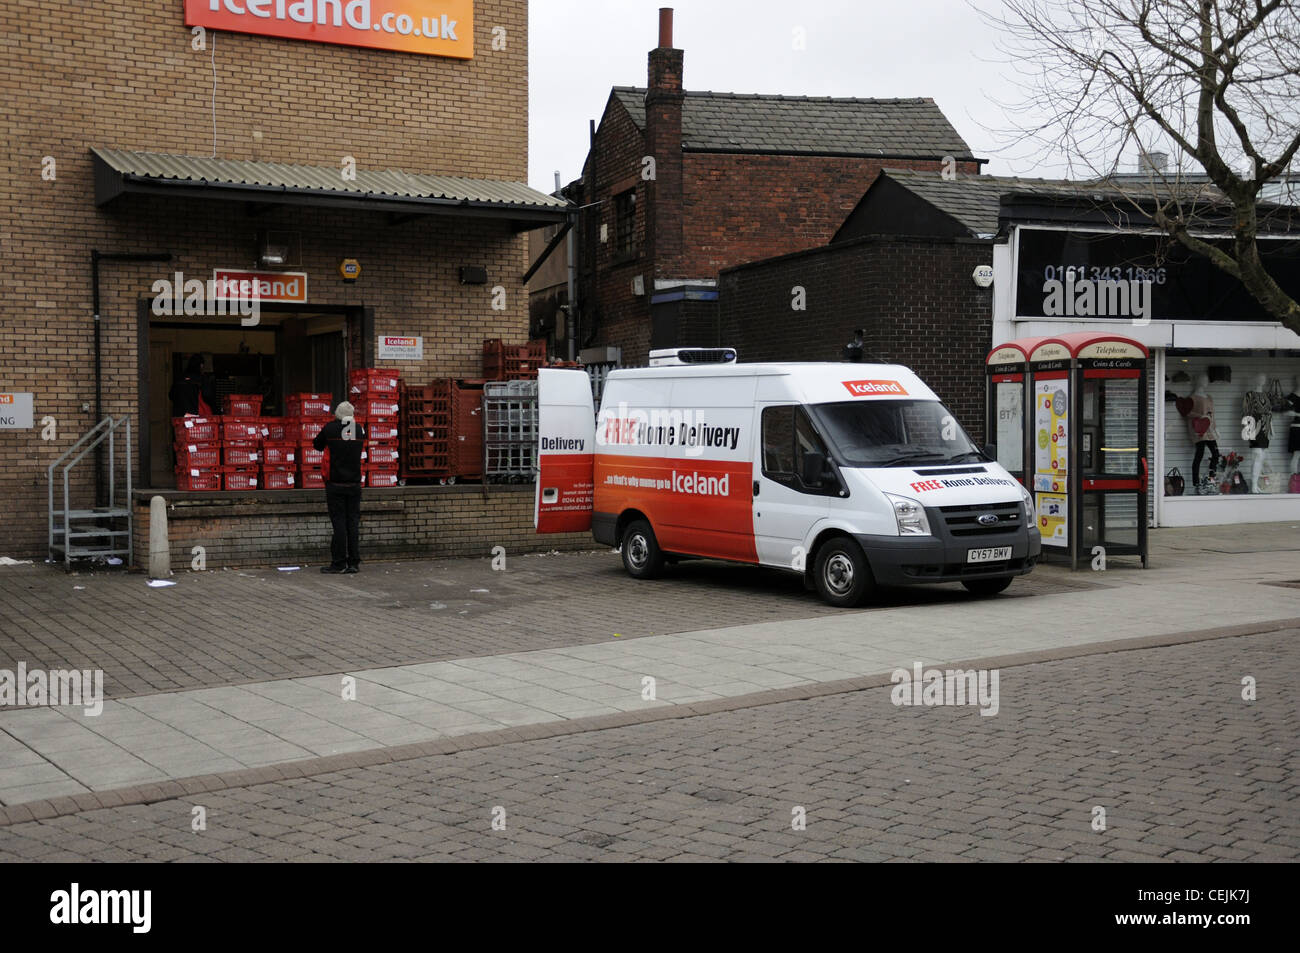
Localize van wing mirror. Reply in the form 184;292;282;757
801;451;827;487
983;443;997;461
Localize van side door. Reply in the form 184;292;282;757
753;404;835;569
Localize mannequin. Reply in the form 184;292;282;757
1180;374;1220;491
1286;376;1300;478
1242;374;1272;492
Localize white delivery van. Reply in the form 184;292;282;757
535;348;1040;607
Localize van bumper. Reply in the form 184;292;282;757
853;528;1041;587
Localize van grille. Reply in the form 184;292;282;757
938;502;1022;537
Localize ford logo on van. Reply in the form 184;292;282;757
977;514;1000;526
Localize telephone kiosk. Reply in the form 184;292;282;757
986;333;1150;570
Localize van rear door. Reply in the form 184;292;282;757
535;368;596;533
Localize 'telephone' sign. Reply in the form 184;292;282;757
185;1;475;59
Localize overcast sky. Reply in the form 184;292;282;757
527;0;1069;192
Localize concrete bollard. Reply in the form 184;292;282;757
148;495;171;579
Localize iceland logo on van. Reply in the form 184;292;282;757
843;379;908;397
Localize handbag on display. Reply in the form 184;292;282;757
1226;470;1250;494
1291;472;1300;494
1164;468;1185;496
1257;468;1276;494
1267;378;1287;412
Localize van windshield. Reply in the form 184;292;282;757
809;400;982;468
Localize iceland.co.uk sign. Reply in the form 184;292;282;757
185;0;474;58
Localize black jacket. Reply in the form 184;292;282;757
313;419;368;485
169;373;216;417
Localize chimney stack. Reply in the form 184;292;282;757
645;8;684;277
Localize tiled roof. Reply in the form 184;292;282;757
611;87;976;158
878;169;1229;236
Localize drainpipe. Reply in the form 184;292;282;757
91;250;172;505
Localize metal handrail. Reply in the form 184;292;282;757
48;416;133;566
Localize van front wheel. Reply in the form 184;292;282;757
813;536;873;607
621;519;664;579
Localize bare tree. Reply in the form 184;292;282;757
985;0;1300;334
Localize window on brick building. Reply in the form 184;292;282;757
614;189;637;256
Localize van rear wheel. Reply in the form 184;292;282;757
813;536;873;607
621;519;664;579
962;576;1013;597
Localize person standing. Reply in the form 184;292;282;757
313;401;367;574
169;354;215;417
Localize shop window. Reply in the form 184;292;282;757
614;189;637;257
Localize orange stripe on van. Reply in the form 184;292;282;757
594;454;757;563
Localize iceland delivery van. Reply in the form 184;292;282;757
535;348;1041;607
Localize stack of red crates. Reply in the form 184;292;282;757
222;413;266;490
399;379;451;481
398;378;483;482
173;416;223;490
287;393;333;488
351;369;401;488
482;339;546;381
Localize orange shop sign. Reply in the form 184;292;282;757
184;1;474;59
212;270;309;302
842;379;909;397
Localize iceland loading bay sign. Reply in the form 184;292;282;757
378;335;423;360
0;393;35;429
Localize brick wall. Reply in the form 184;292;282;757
0;0;533;558
132;484;596;573
718;236;995;444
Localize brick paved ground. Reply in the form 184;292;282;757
0;629;1292;862
0;551;1101;699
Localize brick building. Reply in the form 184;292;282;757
551;9;982;368
0;0;594;565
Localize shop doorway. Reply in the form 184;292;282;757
139;304;365;488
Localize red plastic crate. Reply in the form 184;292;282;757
173;416;221;442
262;417;289;442
299;446;325;467
355;397;400;418
223;417;265;441
294;418;332;442
173;443;221;468
286;393;333;417
223;468;260;491
300;467;324;489
262;444;298;467
363;469;399;488
349;368;400;398
223;445;261;467
223;394;263;416
262;469;297;490
360;416;399;441
362;442;400;467
176;468;222;491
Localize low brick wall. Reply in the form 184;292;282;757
132;484;597;572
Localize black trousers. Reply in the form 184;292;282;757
325;483;362;568
1192;440;1219;486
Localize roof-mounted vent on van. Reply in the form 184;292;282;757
648;347;738;367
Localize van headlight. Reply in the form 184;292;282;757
884;493;931;537
1020;486;1035;524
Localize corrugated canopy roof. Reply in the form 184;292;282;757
611;88;977;159
92;148;568;228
